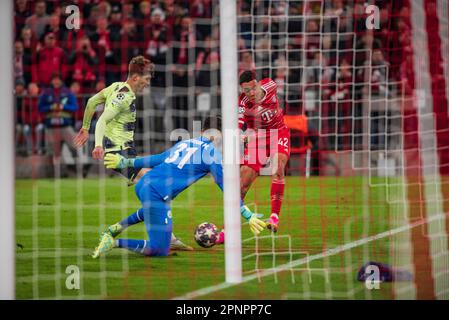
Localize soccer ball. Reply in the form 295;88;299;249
194;222;219;248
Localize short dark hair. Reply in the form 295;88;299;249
203;115;222;132
239;70;256;85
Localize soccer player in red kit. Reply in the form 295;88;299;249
238;70;290;232
214;70;289;244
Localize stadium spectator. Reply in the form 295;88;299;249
325;0;346;17
145;18;169;87
195;35;219;88
122;2;135;20
332;58;354;150
25;0;49;40
89;16;113;55
400;47;414;96
89;16;120;84
136;1;152;22
19;26;37;85
19;25;38;50
42;13;65;45
163;0;178;36
369;49;389;97
376;7;392;49
62;14;87;54
15;0;32;35
14;40;27;85
16;80;44;156
190;0;213;39
365;49;390;150
172;16;196;87
149;7;168;35
67;36;98;93
190;0;212;18
145;19;169;65
119;20;143;79
32;32;66;87
273;55;288;109
109;5;123;39
69;81;85;132
255;36;271;78
15;78;31;156
301;20;322;62
95;1;112;19
355;31;382;67
38;73;81;177
305;52;325;89
238;50;255;75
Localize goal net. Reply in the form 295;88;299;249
233;0;449;300
12;0;449;300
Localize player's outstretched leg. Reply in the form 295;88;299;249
266;153;288;233
116;195;173;257
103;208;145;238
101;208;191;250
266;177;283;232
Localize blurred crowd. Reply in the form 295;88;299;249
14;0;411;158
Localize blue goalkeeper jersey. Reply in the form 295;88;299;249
134;136;223;201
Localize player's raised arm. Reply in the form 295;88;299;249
73;88;107;148
104;149;171;170
92;103;121;160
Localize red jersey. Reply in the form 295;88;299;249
238;78;287;131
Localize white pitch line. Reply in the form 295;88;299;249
172;212;449;300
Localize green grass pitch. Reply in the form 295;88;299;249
15;176;396;299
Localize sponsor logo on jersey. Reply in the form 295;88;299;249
261;110;274;122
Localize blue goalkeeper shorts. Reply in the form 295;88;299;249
134;181;172;256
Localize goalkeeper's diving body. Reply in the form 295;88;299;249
73;56;191;251
92;117;267;258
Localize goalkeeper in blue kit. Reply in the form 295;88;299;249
92;117;267;258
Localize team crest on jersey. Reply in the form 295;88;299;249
117;93;125;101
130;101;136;112
239;106;245;114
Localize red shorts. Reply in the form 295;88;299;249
241;127;290;173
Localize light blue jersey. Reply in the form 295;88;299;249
110;135;252;257
134;136;223;201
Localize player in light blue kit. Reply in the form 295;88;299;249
92;117;266;258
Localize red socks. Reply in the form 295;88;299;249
270;179;285;216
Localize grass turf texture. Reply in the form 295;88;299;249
16;176;396;299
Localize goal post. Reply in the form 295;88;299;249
220;0;242;284
0;0;15;300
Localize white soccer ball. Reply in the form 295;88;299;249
194;222;219;248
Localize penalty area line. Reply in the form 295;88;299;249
172;212;449;300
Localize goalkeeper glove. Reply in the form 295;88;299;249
104;153;135;169
240;205;266;236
